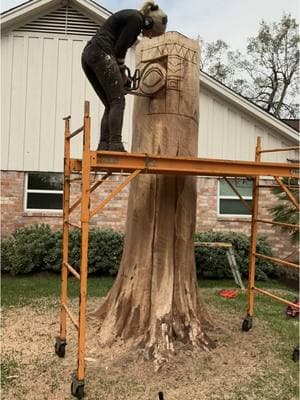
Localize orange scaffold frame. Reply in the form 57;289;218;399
55;101;300;398
242;137;300;337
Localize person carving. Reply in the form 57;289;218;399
81;1;168;152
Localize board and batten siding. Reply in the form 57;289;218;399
1;32;296;172
1;31;135;172
198;85;297;163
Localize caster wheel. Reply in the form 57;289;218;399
242;316;253;332
292;346;299;362
55;337;66;358
71;382;84;399
71;374;85;399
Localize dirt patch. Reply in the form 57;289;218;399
1;292;298;400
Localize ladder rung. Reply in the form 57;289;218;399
255;218;300;229
66;221;81;229
62;303;79;330
254;252;299;269
253;287;300;309
67;125;84;139
65;262;80;280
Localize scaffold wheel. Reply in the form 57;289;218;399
292;345;299;362
54;337;66;358
71;374;85;399
242;315;253;331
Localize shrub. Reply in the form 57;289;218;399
194;231;275;281
2;225;275;281
1;225;56;275
62;228;124;275
1;225;124;276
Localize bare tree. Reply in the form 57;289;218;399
200;14;300;118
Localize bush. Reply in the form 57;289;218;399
1;224;124;276
195;231;275;281
1;225;275;281
1;225;56;275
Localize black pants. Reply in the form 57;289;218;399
81;41;125;146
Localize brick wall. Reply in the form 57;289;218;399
196;177;297;260
1;171;297;260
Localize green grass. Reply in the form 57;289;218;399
202;282;299;364
1;273;114;307
2;274;295;308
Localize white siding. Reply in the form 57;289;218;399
1;31;134;171
198;86;297;163
1;27;297;172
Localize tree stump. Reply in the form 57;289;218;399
94;32;214;367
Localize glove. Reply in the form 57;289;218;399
120;65;132;89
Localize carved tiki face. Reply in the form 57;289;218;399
136;32;200;123
132;32;200;156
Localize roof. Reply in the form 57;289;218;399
1;0;111;32
281;119;300;132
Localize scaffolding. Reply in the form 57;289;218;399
55;101;300;398
242;137;300;342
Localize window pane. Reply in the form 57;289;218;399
220;199;252;215
27;193;63;210
220;179;252;197
28;173;63;190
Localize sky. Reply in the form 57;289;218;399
1;0;299;52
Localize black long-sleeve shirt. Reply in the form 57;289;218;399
92;9;144;64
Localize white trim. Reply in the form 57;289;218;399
27;189;63;194
6;31;94;41
1;0;111;34
217;179;252;217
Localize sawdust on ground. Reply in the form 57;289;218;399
1;291;298;400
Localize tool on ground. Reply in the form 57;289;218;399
286;298;300;317
194;242;245;290
219;289;238;299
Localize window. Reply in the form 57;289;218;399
25;173;63;211
218;178;252;216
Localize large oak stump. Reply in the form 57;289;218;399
94;32;213;366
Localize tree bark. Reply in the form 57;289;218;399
94;32;214;366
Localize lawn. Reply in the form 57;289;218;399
1;274;299;399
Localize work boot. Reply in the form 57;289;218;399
109;142;127;152
97;141;109;151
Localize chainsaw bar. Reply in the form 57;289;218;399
125;90;152;98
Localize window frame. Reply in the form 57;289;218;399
217;178;252;218
24;172;63;213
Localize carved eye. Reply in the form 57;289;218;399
140;63;166;95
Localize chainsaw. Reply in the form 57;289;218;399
123;66;151;98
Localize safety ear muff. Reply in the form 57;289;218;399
144;16;154;30
150;4;159;11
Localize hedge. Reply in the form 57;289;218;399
1;225;275;280
195;231;275;281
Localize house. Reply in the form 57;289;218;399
1;0;299;258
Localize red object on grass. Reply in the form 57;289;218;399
286;298;300;317
219;289;238;299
